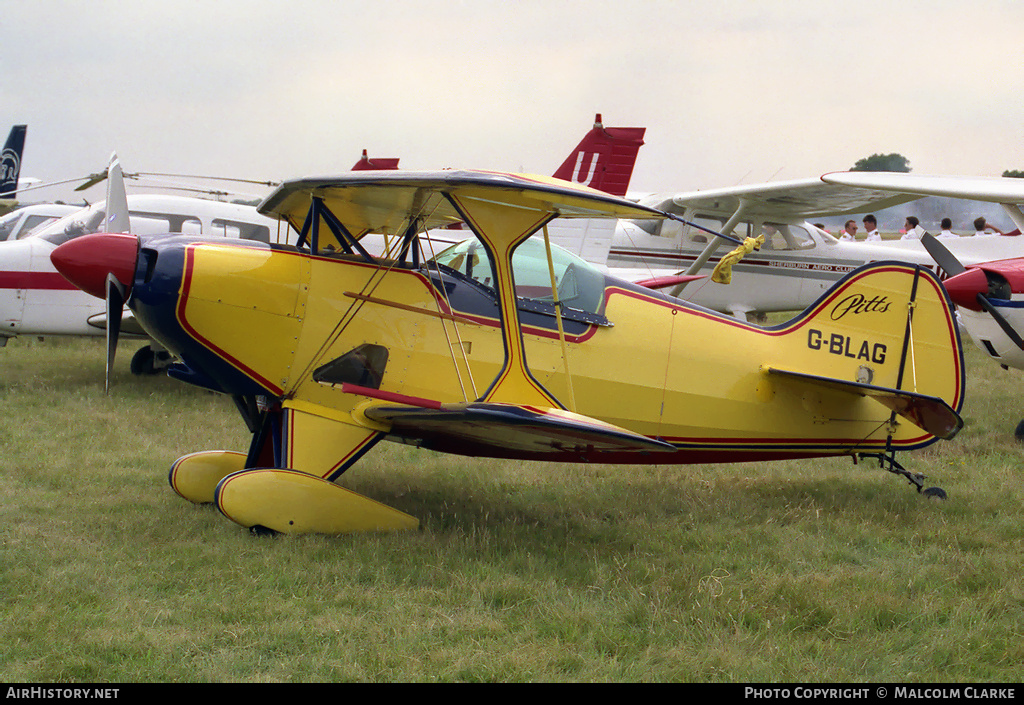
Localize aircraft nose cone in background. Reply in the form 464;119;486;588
942;268;989;311
49;233;139;299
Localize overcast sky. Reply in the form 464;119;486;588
4;0;1023;203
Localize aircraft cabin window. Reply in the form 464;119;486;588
213;219;271;243
759;223;815;251
0;215;18;241
35;208;197;246
37;209;108;246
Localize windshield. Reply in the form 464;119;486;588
31;205;203;246
431;236;608;316
35;207;108;246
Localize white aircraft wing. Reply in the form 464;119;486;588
822;172;1024;204
639;177;923;219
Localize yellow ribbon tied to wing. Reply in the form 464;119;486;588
711;234;765;284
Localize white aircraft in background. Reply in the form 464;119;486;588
601;175;1024;321
0;155;287;378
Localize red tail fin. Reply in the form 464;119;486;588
351;149;400;171
551;114;645;197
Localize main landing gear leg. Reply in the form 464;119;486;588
858;452;948;500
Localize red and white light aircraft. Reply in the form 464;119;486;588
0;155;287;369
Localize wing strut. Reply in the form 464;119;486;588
670;199;750;297
542;223;577;412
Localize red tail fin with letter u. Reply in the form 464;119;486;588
552;114;645;197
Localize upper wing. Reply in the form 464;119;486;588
822;172;1024;204
259;170;667;239
640;177;923;220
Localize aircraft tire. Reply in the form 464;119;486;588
1015;419;1024;442
130;346;156;376
922;486;948;500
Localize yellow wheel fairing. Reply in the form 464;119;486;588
215;468;419;534
169;450;248;504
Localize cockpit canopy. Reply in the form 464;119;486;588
431;235;609;317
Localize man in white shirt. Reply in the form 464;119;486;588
973;216;1004;236
901;216;928;240
838;219;858;241
862;214;881;241
937;218;958;239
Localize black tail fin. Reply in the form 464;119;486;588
0;125;27;198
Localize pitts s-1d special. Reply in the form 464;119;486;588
51;171;966;535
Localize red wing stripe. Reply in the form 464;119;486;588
0;271;78;290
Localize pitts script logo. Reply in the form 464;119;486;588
0;148;19;185
829;293;892;321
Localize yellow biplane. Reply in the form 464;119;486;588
51;170;965;535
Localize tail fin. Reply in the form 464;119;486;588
547;115;646;265
551;114;645;197
351;149;400;171
104;153;131;233
0;125;27;198
765;262;964;444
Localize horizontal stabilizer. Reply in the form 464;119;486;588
765;367;963;440
344;384;675;456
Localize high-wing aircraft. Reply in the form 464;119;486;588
820;172;1024;436
52;171;965;535
608;177;1024;320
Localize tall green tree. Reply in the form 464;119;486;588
1002;170;1024;178
850;153;911;172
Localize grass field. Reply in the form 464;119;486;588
1;335;1023;682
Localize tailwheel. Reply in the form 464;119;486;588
860;452;948;500
922;486;948;500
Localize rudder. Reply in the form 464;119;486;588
766;261;965;439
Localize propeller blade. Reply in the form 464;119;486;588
921;233;967;277
105;274;126;393
975;293;1024;350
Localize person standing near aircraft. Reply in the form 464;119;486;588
973;216;1004;236
937;218;958;238
862;214;881;241
838;219;858;240
901;216;928;240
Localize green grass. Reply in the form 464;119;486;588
2;336;1023;682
